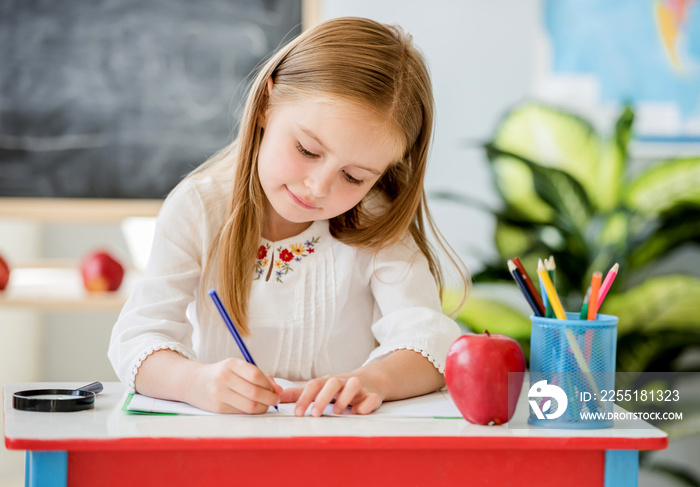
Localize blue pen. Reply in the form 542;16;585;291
208;289;279;411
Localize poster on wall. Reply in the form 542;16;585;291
535;0;700;145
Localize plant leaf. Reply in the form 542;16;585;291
529;159;594;236
429;190;498;214
489;154;554;222
494;218;546;259
616;329;700;373
489;102;602;210
628;207;700;269
626;158;700;215
597;106;633;211
487;144;594;237
601;275;700;334
442;293;531;340
471;265;513;284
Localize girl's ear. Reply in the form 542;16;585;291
258;77;274;128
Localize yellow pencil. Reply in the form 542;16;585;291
537;260;567;319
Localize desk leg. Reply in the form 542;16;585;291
25;451;67;487
605;450;638;487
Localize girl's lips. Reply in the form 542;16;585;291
286;186;318;209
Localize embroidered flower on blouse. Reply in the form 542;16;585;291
289;243;306;255
254;236;320;283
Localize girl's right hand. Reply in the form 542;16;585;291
185;357;282;414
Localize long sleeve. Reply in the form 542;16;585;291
108;180;209;391
363;238;461;373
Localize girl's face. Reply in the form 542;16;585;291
258;96;402;239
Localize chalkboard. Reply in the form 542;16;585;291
0;0;302;199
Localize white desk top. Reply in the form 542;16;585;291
4;382;668;452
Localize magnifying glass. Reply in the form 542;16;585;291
13;382;103;412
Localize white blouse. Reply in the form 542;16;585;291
108;175;461;392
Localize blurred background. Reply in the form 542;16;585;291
1;0;699;485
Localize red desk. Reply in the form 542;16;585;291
4;382;667;487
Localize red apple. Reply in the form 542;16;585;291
0;254;10;290
80;250;125;292
445;330;526;425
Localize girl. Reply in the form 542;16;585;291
108;17;467;416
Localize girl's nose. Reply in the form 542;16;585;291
304;169;331;198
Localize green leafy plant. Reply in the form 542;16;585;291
438;102;700;375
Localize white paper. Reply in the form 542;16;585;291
125;380;461;418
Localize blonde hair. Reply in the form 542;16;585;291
188;17;468;336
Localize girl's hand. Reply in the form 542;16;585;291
186;358;283;414
279;375;384;417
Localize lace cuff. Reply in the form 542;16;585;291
362;344;446;374
126;342;196;393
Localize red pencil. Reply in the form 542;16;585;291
511;257;546;316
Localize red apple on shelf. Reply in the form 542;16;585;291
80;250;125;292
0;254;10;290
445;330;526;425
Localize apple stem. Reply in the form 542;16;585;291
485;329;491;337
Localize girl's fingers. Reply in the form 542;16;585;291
294;378;327;416
310;377;343;417
289;375;383;417
207;383;265;415
231;360;276;391
332;376;362;414
278;386;304;404
265;374;284;395
351;392;383;415
227;370;279;409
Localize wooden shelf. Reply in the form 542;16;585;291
0;197;162;222
0;199;154;310
0;294;127;311
0;265;138;311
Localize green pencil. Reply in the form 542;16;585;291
579;286;591;320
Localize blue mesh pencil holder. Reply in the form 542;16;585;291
528;312;618;429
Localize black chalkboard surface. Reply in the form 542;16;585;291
0;0;302;199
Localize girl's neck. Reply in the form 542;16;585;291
262;205;313;242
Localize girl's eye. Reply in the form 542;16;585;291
296;141;363;186
296;142;319;158
343;171;364;186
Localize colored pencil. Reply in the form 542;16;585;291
587;272;602;321
508;260;544;317
537;258;548;312
581;285;594;363
595;263;619;313
537;261;567;320
209;289;279;411
579;286;591;320
545;256;556;318
512;257;545;316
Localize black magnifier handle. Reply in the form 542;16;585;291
77;382;103;394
